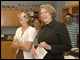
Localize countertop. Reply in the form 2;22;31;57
1;39;13;41
1;34;14;41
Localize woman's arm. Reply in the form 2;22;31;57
49;23;72;54
19;41;33;52
11;28;20;49
11;38;30;50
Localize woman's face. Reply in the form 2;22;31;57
33;20;40;28
40;8;52;24
18;12;29;24
19;17;29;24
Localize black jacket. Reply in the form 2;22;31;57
38;19;72;59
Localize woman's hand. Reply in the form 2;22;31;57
38;42;51;50
31;48;37;57
12;38;19;48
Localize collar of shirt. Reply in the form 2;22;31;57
65;22;74;26
41;19;56;29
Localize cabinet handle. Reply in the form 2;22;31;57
9;22;10;24
11;22;12;24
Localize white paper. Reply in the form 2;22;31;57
34;46;47;59
71;47;79;51
64;55;75;59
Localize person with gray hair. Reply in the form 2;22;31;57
31;4;72;59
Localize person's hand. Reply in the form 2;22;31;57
38;42;51;50
31;48;37;57
12;38;19;48
13;38;19;43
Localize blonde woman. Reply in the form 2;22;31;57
11;11;36;59
31;4;72;59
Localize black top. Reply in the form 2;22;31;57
38;19;72;59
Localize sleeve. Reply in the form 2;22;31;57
50;23;72;54
28;28;36;42
76;25;79;34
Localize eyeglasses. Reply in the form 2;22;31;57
18;12;31;20
33;21;40;25
65;16;72;20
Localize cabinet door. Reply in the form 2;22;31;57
10;41;17;59
1;9;10;26
9;9;14;26
1;41;17;59
71;4;79;15
1;41;12;59
61;7;70;23
71;4;79;25
1;9;21;27
11;48;17;59
12;10;21;27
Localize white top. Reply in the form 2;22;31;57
14;26;36;59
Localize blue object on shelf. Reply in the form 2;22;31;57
72;16;78;24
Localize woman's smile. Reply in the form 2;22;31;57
42;16;47;20
20;19;23;21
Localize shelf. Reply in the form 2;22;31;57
21;9;39;12
72;14;79;16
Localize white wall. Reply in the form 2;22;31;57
65;1;79;6
52;1;65;22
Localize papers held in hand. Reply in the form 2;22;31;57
34;46;47;59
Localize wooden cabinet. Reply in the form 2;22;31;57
10;9;21;27
61;4;79;24
1;9;44;27
1;41;17;59
1;9;10;26
1;9;21;27
61;6;70;23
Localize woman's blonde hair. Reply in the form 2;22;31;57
40;4;56;19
